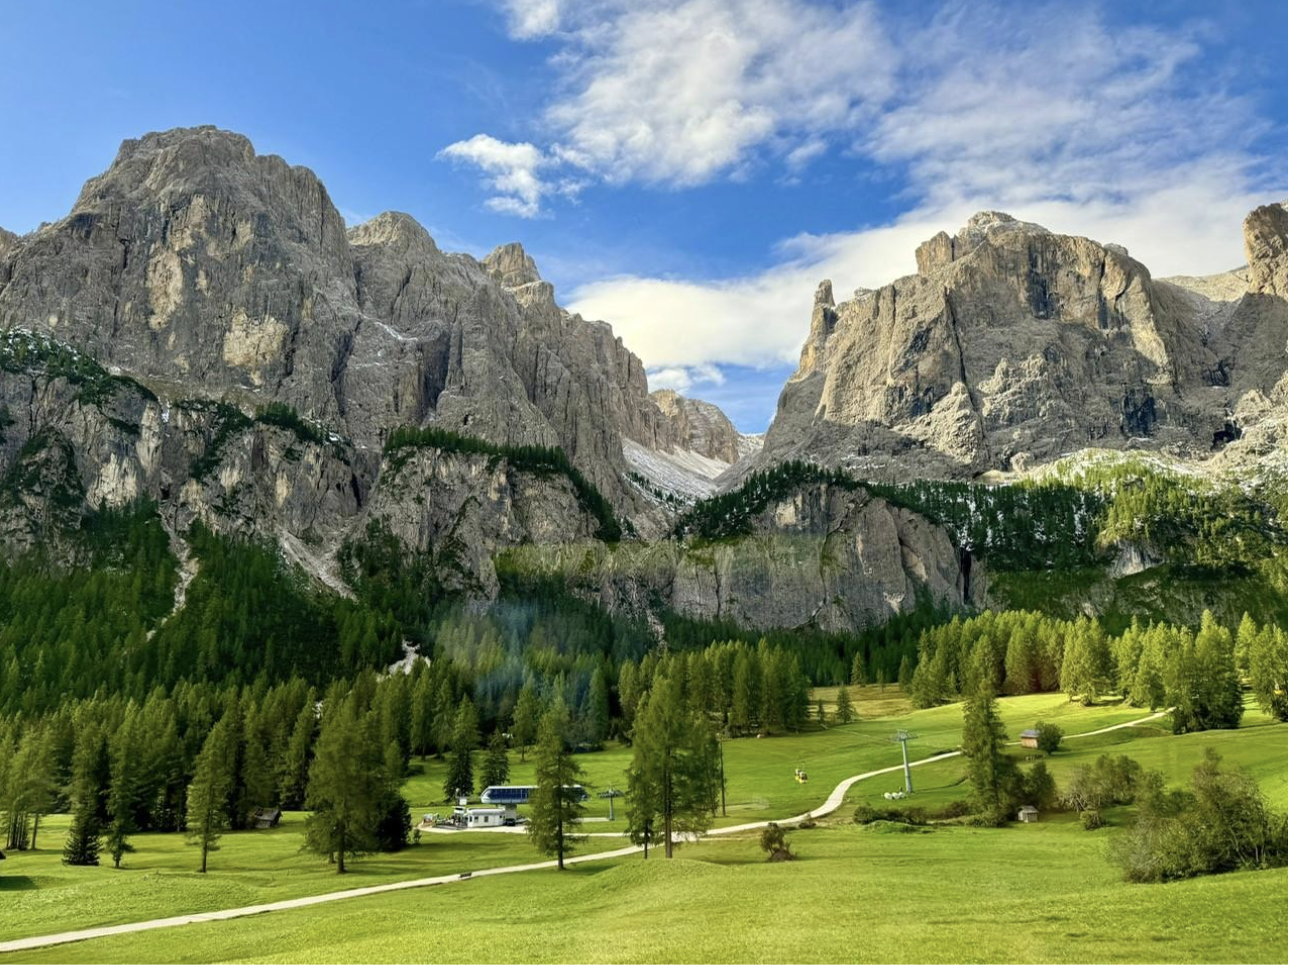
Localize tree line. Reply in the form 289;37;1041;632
908;608;1287;730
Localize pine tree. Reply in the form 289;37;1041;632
479;729;511;794
833;685;855;725
443;695;479;802
1249;624;1289;722
512;683;541;762
1191;611;1244;730
961;682;1021;822
186;715;235;873
527;707;585;869
897;654;913;692
106;710;143;868
626;677;718;859
278;696;317;809
62;800;101;867
850;652;867;686
583;669;610;747
303;696;383;874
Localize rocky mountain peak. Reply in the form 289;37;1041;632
483;241;554;308
484;242;541;287
1243;202;1288;299
347;211;439;256
956;210;1050;247
757;203;1287;480
916;212;1054;275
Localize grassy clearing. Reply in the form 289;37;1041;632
0;692;1283;964
405;689;1152;830
4;820;1284;964
0;816;538;943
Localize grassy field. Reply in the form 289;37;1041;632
404;688;1155;831
0;690;1285;963
3;818;1285;964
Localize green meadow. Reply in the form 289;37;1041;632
0;691;1285;964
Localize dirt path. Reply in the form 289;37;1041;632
0;711;1167;955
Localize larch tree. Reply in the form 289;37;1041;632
479;729;511;794
626;677;719;859
833;685;855;725
443;695;480;802
185;715;236;873
961;682;1021;822
512;682;541;762
526;707;585;869
303;696;383;874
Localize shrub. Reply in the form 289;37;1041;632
1080;810;1105;831
1111;750;1289;882
760;823;794;861
929;800;972;820
1034;721;1064;755
853;804;926;827
1022;761;1058;812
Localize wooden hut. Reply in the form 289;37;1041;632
1020;728;1041;750
1017;806;1040;823
250;807;282;829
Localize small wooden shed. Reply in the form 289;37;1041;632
1020;729;1041;750
251;807;282;829
1017;805;1040;823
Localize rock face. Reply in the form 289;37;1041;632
502;482;980;632
623;390;763;501
0;126;672;528
650;389;761;464
1;125;1083;637
757;208;1288;479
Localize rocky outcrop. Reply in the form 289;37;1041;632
650;389;760;464
1245;203;1289;299
361;443;602;599
756;207;1288;479
501;482;980;632
0;126;678;535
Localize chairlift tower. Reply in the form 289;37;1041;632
599;787;624;822
889;730;919;794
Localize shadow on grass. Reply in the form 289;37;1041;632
0;875;39;891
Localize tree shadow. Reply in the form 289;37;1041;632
0;875;38;891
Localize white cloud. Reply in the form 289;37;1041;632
438;134;554;218
461;1;1279;375
497;0;565;38
555;3;1279;370
541;0;893;186
646;363;726;394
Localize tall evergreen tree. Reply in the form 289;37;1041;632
1249;624;1289;722
303;696;383;874
106;710;143;868
961;683;1021;822
512;682;541;762
278;695;317;809
186;715;236;873
526;707;585;869
443;695;480;802
479;729;511;794
626;678;719;859
850;652;867;686
833;685;855;725
62;800;101;867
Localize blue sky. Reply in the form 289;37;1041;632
1;0;1286;432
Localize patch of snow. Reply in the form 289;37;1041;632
623;438;732;500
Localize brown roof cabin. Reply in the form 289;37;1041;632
1020;729;1041;749
1017;806;1040;823
251;807;282;829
